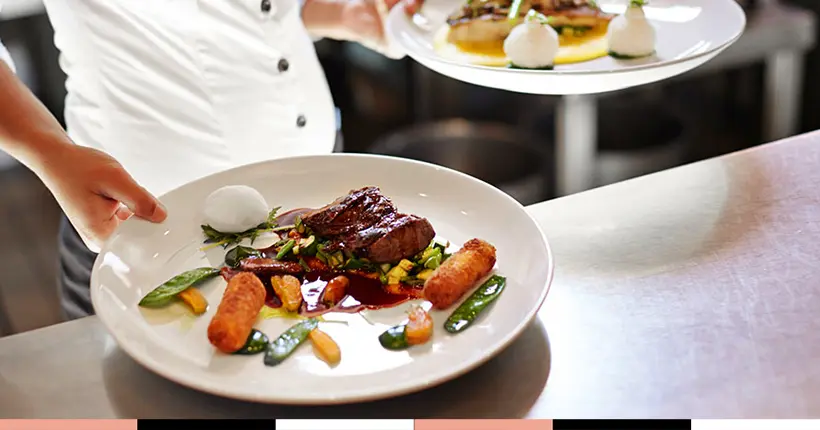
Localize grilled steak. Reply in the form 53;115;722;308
302;187;436;263
447;0;613;45
301;187;396;236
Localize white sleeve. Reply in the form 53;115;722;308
0;37;15;73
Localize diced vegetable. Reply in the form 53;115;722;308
444;275;507;333
264;318;319;366
139;267;220;308
405;305;433;346
234;329;269;355
177;287;208;315
298;258;311;272
386;265;409;285
271;275;303;312
295;216;305;234
343;257;364;270
300;236;317;256
322;275;349;306
327;251;345;268
397;259;415;272
424;253;442;270
400;276;425;287
416;269;434;281
380;263;392;274
275;239;296;260
316;248;329;264
309;328;341;365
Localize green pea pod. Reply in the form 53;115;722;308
234;329;269;355
138;267;220;308
264;318;319;366
224;245;262;268
378;325;410;350
444;275;507;334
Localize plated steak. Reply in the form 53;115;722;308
302;187;436;263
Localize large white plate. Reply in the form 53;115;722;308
386;0;746;95
90;154;554;404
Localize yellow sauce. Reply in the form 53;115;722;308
434;22;610;67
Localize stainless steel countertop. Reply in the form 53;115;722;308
3;131;820;418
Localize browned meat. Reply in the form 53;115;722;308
446;0;613;45
239;257;304;275
301;187;397;236
331;213;435;263
303;187;436;264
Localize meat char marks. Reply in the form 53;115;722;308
301;187;436;263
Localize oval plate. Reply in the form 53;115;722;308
90;154;554;404
386;0;746;95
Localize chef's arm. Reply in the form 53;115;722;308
0;41;165;250
0;48;70;177
300;0;349;40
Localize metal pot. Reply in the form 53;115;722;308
370;119;552;205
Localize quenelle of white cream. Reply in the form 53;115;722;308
203;185;269;233
503;16;560;69
607;1;656;58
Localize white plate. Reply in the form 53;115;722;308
90;154;554;404
386;0;746;95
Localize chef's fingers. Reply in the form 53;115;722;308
403;0;423;15
101;170;167;223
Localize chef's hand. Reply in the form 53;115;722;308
0;59;167;253
303;0;423;59
40;144;167;252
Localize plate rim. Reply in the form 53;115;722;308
387;0;747;76
90;153;555;405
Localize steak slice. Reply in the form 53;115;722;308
328;212;435;263
302;187;396;237
360;214;436;263
303;187;437;263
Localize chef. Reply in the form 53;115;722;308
0;0;420;320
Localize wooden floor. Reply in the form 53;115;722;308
0;165;63;337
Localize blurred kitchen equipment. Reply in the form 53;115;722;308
596;93;689;186
370;119;552;205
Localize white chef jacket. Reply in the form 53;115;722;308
41;0;337;196
0;38;13;73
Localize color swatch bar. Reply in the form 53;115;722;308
417;420;552;430
5;419;817;430
0;420;137;430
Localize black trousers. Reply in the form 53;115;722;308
58;214;97;320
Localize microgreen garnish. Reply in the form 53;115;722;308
200;206;283;249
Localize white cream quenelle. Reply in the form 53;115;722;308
503;11;560;69
607;0;656;58
203;185;270;233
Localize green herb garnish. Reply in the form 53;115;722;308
200;206;282;249
630;0;648;7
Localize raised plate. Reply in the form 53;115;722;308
386;0;746;95
90;154;554;404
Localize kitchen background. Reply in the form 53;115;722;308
0;0;817;336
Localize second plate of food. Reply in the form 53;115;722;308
386;0;746;95
90;154;553;404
